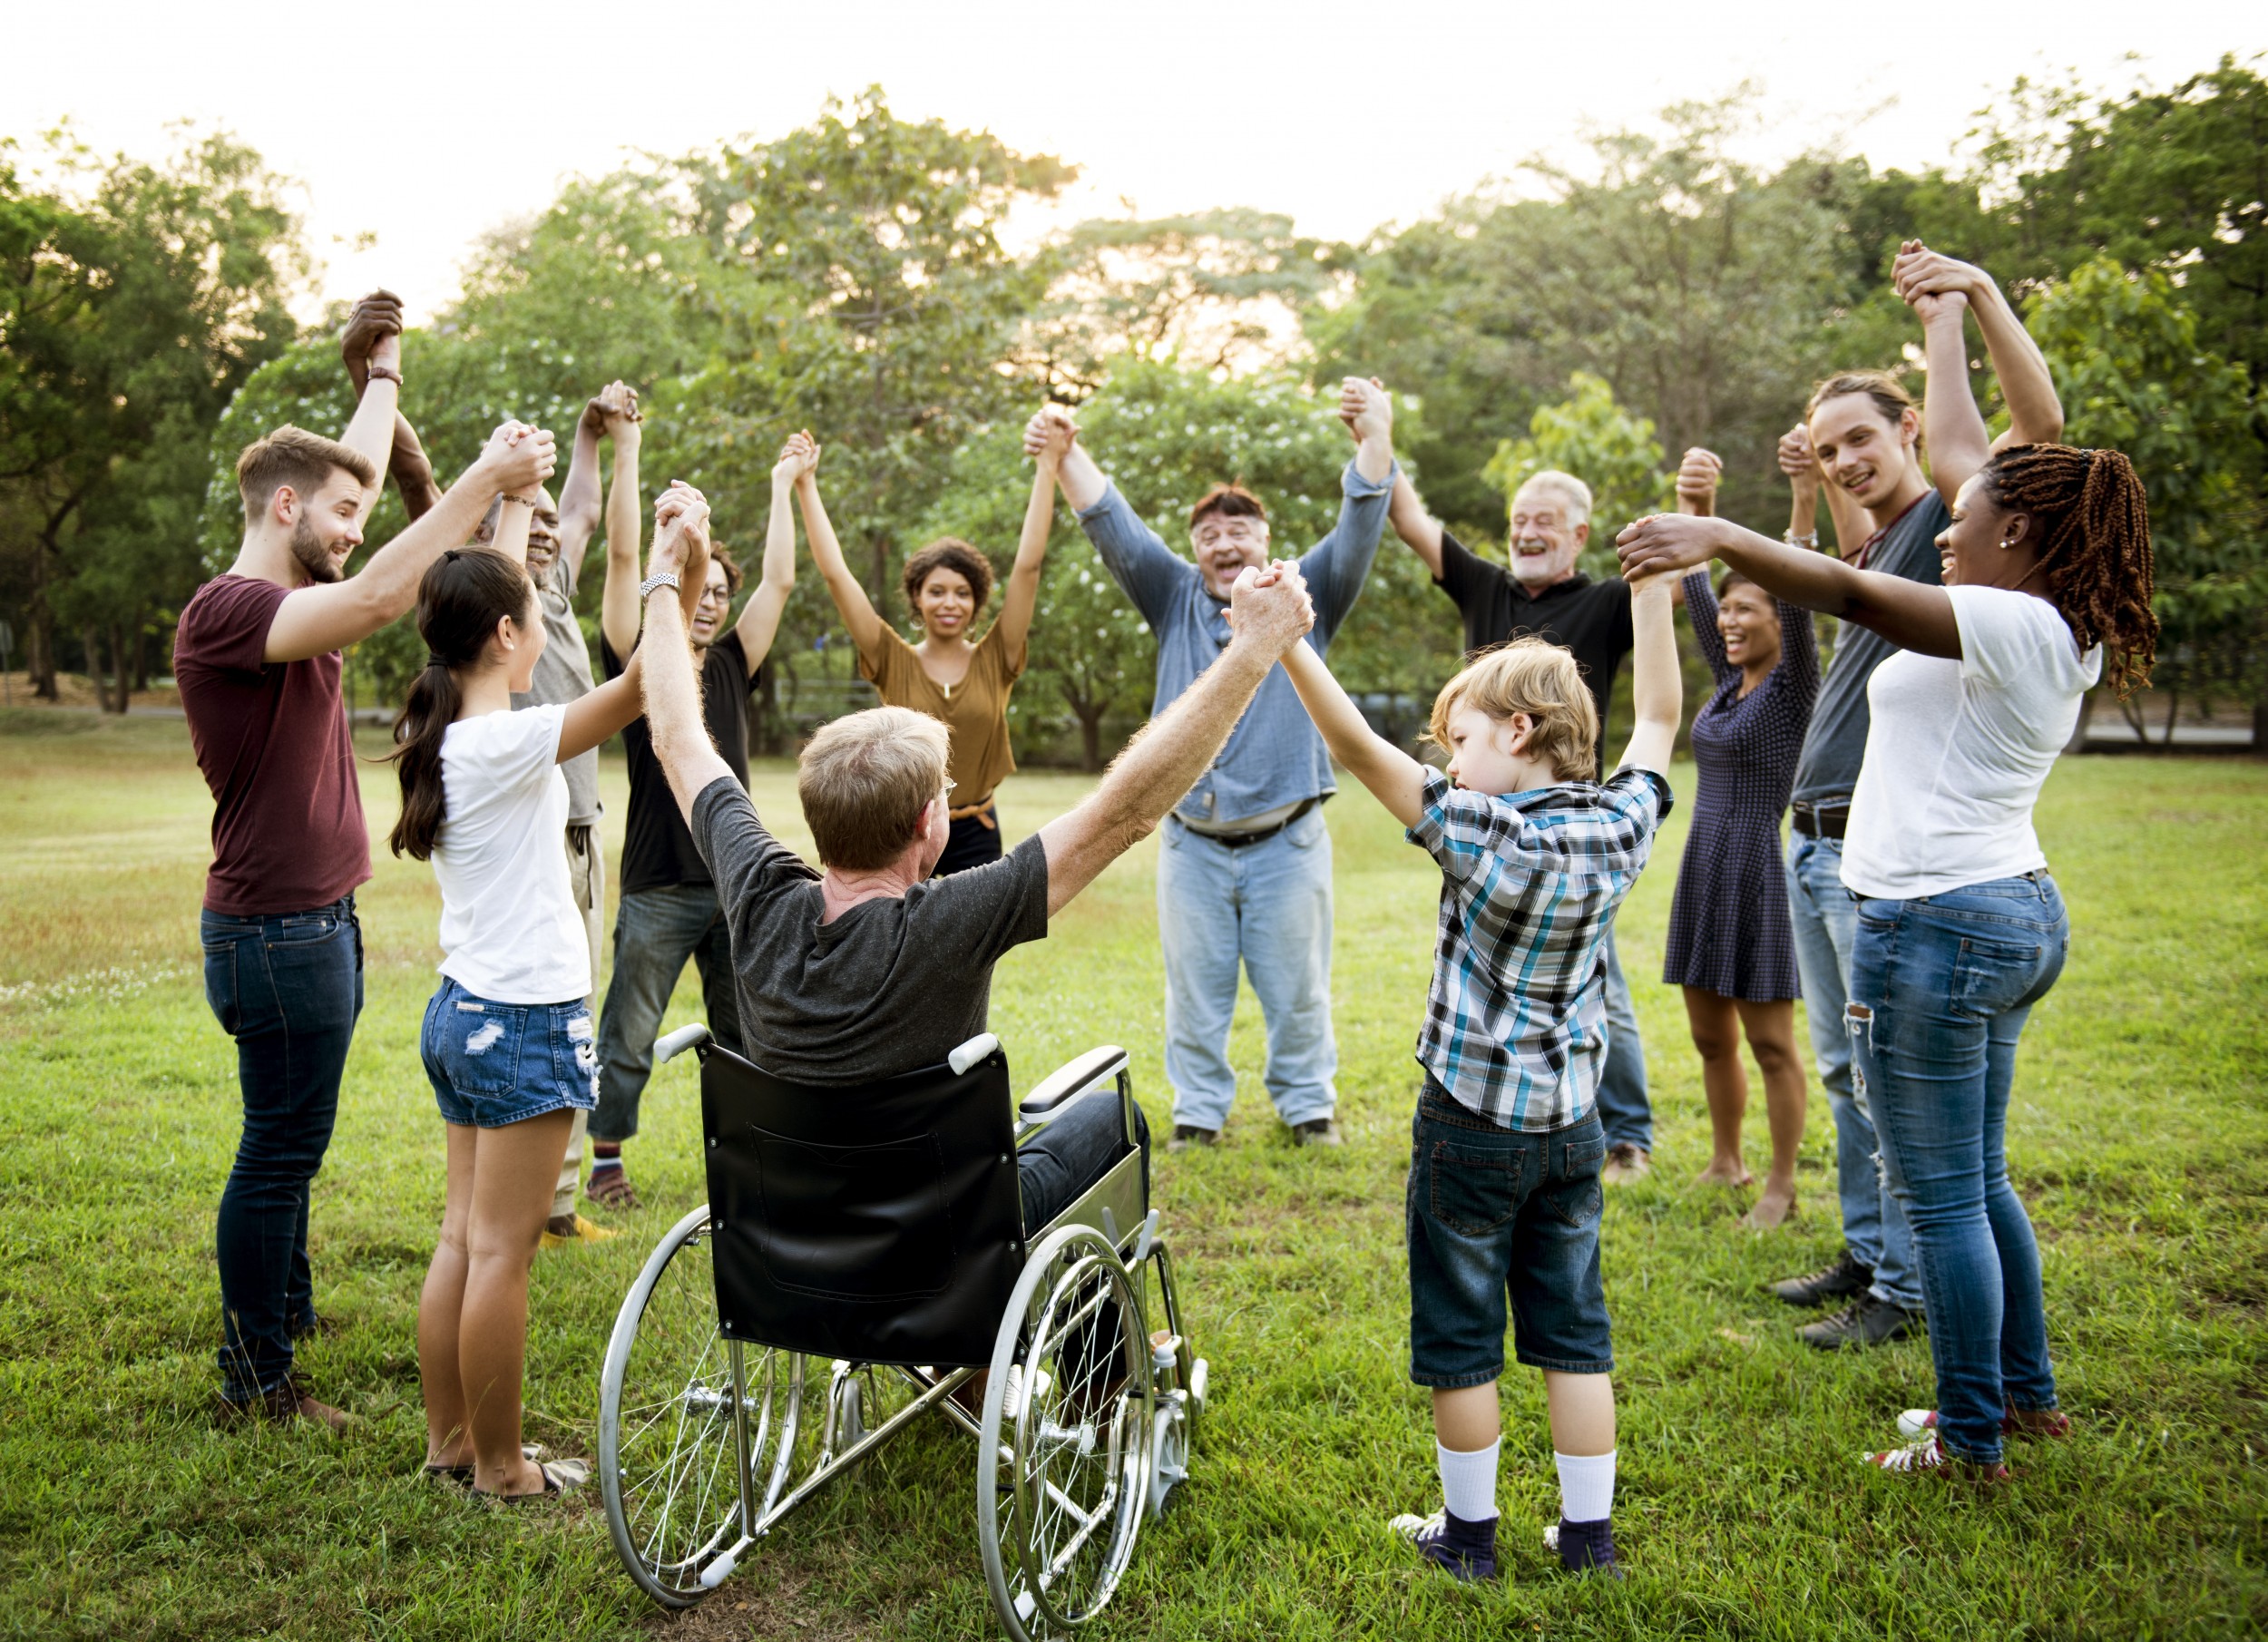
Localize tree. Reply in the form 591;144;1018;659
1482;372;1667;575
1;127;301;706
2026;256;2264;740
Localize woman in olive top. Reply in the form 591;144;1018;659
786;424;1061;874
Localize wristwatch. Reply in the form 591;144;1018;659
639;571;680;601
1784;529;1820;550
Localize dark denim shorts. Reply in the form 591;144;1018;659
420;976;599;1129
1406;1078;1612;1386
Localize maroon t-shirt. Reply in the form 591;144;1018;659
173;573;372;915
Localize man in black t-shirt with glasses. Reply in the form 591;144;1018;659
583;443;800;1209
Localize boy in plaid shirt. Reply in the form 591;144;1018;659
1278;561;1681;1582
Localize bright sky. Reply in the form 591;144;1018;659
7;1;2261;320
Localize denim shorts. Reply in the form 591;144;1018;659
1406;1078;1612;1386
420;976;599;1129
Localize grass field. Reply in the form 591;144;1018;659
1;709;2263;1640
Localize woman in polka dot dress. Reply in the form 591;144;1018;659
1662;452;1822;1227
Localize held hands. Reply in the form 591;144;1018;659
1616;512;1725;583
1338;376;1392;445
1674;446;1722;515
475;421;556;494
1224;558;1315;655
582;380;641;438
1893;239;1979;323
1022;404;1077;464
1777;423;1822;498
651;482;712;621
339;289;405;389
773;429;820;484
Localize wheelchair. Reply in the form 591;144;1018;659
597;1023;1208;1640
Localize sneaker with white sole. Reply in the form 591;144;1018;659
1388;1507;1497;1583
1541;1518;1624;1577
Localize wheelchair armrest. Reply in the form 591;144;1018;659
1019;1045;1129;1125
655;1023;710;1065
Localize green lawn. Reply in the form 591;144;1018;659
1;709;2263;1640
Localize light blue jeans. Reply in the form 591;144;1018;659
1848;874;2068;1462
1786;834;1920;1311
1156;808;1336;1131
1593;929;1651;1151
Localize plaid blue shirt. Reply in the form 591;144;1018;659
1408;766;1672;1132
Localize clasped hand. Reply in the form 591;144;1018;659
1223;558;1315;650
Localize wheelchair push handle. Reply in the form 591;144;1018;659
655;1022;711;1065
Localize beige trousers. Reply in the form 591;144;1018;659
555;821;605;1218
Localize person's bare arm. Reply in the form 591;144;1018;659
337;349;401;530
996;425;1065;670
490;494;534;568
641;492;731;828
1912;288;1992;508
339;291;444;522
1617;513;1960;661
562;487;707;762
1894;241;2063;452
1617;571;1682;777
1383;470;1445;577
1036;566;1315;916
1281;639;1426;827
730;443;802;675
794;440;885;660
1667;446;1721;608
1027;406;1108;512
598;404;647;661
263;423;555;663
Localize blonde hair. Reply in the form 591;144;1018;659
1426;639;1599;783
236;425;377;522
797;707;951;870
1511;470;1593;529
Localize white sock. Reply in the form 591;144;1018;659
1554;1449;1616;1523
1436;1439;1500;1522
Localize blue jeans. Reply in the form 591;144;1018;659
591;885;744;1144
1593;927;1651;1150
1406;1080;1612;1386
1786;834;1921;1310
1847;875;2068;1463
1156;809;1335;1131
200;896;364;1399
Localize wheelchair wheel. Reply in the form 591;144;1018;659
599;1205;802;1607
976;1225;1155;1640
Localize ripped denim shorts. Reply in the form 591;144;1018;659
419;975;599;1129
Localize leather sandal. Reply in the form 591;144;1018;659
585;1168;640;1210
423;1442;543;1485
469;1456;590;1506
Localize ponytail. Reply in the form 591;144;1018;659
387;548;536;860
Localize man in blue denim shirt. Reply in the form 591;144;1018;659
1025;378;1397;1148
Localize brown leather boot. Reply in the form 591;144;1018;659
217;1374;350;1432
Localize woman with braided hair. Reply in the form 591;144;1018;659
1618;413;2155;1480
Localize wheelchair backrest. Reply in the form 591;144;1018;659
698;1038;1025;1368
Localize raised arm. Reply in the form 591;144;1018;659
730;438;804;676
1682;570;1729;683
263;422;555;664
1281;634;1426;827
1911;287;1993;509
340;291;444;523
792;436;885;662
995;423;1066;670
1299;377;1398;638
562;484;709;763
1036;565;1314;915
1618;572;1682;777
1383;470;1446;577
552;389;614;584
1617;513;1960;662
334;293;403;526
1894;241;2063;454
598;402;647;661
639;490;733;827
1027;405;1189;626
489;491;535;568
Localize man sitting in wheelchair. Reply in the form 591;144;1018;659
635;483;1319;1232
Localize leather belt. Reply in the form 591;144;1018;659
1790;801;1850;841
1182;798;1318;850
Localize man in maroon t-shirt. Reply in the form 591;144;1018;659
175;299;556;1427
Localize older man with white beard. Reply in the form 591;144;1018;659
1381;462;1671;1184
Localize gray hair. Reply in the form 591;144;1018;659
1511;470;1594;529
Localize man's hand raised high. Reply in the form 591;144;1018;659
582;379;642;439
339;290;404;392
1022;403;1077;460
475;421;557;497
1226;559;1315;657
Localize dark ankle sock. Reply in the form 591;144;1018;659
1443;1510;1498;1555
1557;1517;1616;1572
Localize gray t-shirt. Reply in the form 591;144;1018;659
509;552;600;825
1789;491;1949;807
690;778;1051;1084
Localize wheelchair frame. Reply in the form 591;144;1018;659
597;1029;1207;1641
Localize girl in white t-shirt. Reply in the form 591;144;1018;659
388;484;710;1503
1617;433;2156;1482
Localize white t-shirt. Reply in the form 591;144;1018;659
432;704;591;1003
1842;586;2101;901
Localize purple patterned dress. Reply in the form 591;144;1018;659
1661;570;1821;1001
